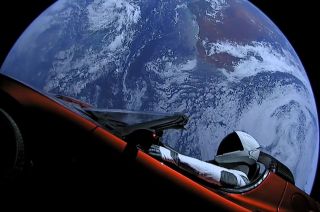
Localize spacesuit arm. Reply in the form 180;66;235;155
148;145;249;187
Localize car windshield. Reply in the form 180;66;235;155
85;109;176;126
52;94;188;138
84;108;188;137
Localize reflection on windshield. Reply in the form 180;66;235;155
85;109;188;137
51;93;188;139
85;109;175;126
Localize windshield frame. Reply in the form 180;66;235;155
50;93;188;139
84;108;188;138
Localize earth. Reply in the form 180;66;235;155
1;0;318;194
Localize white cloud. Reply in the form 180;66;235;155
87;0;141;32
203;40;310;87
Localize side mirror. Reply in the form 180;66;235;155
0;108;25;181
124;129;162;150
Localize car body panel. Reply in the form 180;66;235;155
0;73;319;211
278;180;320;211
92;126;250;211
227;172;286;211
0;74;98;133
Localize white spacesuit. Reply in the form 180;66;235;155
148;131;260;188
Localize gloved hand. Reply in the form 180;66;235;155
148;145;162;160
148;145;180;165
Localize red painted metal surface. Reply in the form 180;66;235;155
0;75;97;132
278;181;320;211
1;73;319;211
93;126;250;211
227;172;286;211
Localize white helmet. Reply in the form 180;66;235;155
214;131;260;166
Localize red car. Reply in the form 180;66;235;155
0;73;319;211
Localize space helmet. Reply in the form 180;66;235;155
214;131;260;166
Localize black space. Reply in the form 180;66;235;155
0;0;319;203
